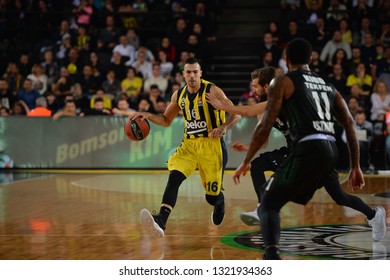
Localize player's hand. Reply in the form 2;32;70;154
130;111;151;121
233;162;251;185
206;91;233;110
209;126;226;138
231;141;249;152
348;167;365;192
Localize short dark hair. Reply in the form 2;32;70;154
185;57;199;65
251;67;276;86
286;38;312;65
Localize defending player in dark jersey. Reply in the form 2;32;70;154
233;39;387;260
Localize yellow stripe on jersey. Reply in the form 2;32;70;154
177;79;226;139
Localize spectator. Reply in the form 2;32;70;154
185;34;205;62
112;98;135;117
108;51;126;81
135;46;155;63
359;32;377;69
27;64;48;95
157;36;177;63
90;89;112;110
339;18;353;45
347;95;363;116
157;50;174;78
353;16;377;46
54;19;72;47
320;30;352;65
327;63;348;99
74;26;91;64
2;62;23;95
167;17;189;60
148;84;166;113
303;0;324;25
0;106;10;117
326;48;350;76
45;91;61;114
27;96;52;117
346;62;373;96
17;79;41;110
143;63;169;95
258;32;281;67
308;16;329;50
126;28;140;50
41;50;59;87
136;96;153;112
343;109;374;171
72;83;90;113
326;0;348;26
112;35;136;66
0;79;16;110
73;0;93;28
102;70;121;101
370;81;390;121
98;15;121;53
11;100;30;116
282;20;302;44
78;64;99;97
82;97;111;116
121;67;143;107
18;54;31;78
131;50;153;80
56;34;73;66
309;49;326;76
88;52;105;85
51;67;75;105
378;22;390;48
52;100;79;120
266;20;283;49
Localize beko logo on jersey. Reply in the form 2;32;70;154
186;120;207;130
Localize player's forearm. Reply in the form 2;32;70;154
148;113;172;127
243;118;272;164
344;119;361;169
221;114;241;130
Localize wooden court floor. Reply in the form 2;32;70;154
0;170;389;260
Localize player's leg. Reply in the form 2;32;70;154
199;138;226;225
324;169;386;242
259;141;337;259
241;147;288;226
140;140;197;237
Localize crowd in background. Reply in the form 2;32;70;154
0;0;221;118
1;0;390;169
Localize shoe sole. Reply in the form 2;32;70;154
210;211;224;226
140;209;164;238
372;206;387;242
240;213;260;226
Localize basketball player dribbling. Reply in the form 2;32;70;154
130;57;241;237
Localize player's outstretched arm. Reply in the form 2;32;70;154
206;90;267;117
131;91;181;127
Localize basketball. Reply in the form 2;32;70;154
124;117;150;141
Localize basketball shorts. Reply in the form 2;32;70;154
262;139;338;206
167;137;227;196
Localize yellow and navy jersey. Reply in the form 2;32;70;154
177;79;226;139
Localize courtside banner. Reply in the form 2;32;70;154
0;116;285;169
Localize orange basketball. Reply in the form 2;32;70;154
124;117;150;141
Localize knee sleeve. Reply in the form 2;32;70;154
161;170;186;208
